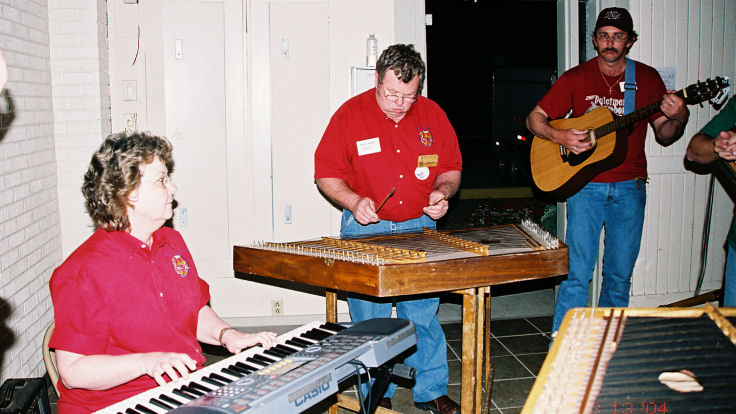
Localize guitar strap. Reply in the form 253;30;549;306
624;58;636;115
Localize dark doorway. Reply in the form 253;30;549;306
425;0;557;189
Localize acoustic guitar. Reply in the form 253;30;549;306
530;76;731;199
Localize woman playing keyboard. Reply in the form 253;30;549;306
49;132;278;413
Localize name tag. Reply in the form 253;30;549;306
417;154;438;167
356;137;381;156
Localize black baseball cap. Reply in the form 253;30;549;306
594;7;634;33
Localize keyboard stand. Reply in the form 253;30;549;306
361;363;416;414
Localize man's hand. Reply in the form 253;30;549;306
526;105;591;154
659;91;688;123
556;128;592;154
714;130;736;161
423;190;449;220
351;196;380;225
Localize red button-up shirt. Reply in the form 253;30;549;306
315;88;462;222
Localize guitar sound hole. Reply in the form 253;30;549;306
567;148;594;167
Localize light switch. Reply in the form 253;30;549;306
175;39;184;60
123;80;137;101
280;38;289;58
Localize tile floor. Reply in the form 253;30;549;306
45;316;553;413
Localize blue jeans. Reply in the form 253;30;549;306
552;180;646;333
724;245;736;307
341;210;448;402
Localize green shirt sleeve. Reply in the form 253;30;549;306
700;96;736;137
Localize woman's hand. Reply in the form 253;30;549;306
221;330;279;354
143;352;198;386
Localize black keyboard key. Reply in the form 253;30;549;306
275;344;299;354
264;348;289;358
202;375;226;387
124;409;142;414
321;322;346;332
228;364;251;375
252;354;277;365
221;367;245;378
286;338;310;348
149;397;174;410
134;404;158;414
209;373;232;384
181;385;205;397
172;388;197;400
245;357;268;367
302;328;331;341
188;381;213;393
159;394;183;407
235;361;259;372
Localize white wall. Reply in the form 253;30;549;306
0;0;65;382
630;0;736;305
105;0;426;325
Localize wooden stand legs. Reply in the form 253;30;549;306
326;288;494;414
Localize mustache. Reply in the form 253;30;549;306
603;47;619;53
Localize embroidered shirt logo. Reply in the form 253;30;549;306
418;129;433;147
171;255;190;277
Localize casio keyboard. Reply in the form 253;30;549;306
96;318;416;414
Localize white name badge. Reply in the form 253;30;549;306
356;137;381;156
415;166;430;180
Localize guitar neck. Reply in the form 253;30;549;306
595;89;685;137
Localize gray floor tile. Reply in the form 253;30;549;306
490;318;538;336
526;316;553;333
497;333;551;354
516;353;547;376
490;378;536;409
490;355;534;380
441;322;462;341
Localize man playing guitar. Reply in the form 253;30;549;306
525;7;690;336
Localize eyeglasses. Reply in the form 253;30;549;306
141;174;172;188
596;32;628;42
381;86;417;104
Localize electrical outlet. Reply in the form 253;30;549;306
271;298;283;316
125;113;137;133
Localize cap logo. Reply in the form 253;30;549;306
171;254;190;277
604;10;622;20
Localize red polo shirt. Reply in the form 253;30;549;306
315;88;462;222
49;227;210;413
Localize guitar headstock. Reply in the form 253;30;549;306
679;76;731;106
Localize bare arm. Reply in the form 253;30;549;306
652;91;690;146
525;105;592;154
56;349;197;390
687;130;736;164
423;170;461;220
196;305;277;354
315;177;379;225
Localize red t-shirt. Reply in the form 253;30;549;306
49;227;210;413
537;58;666;182
314;88;462;222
